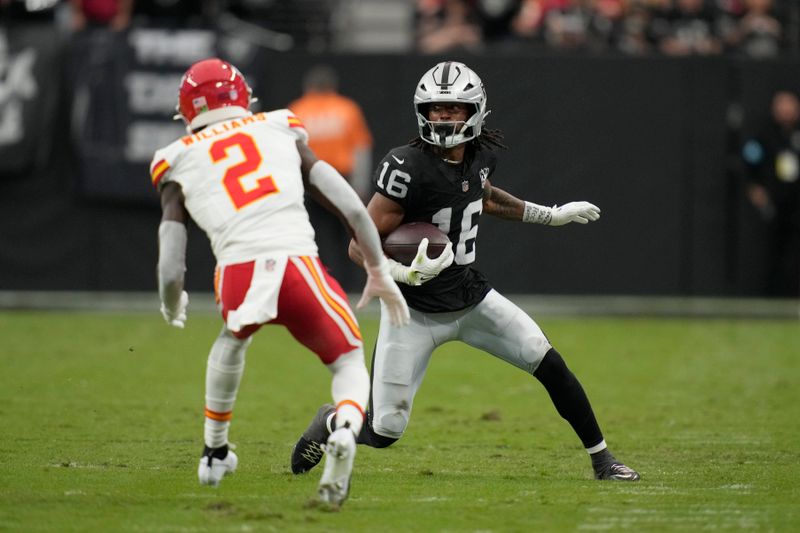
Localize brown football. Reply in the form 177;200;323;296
382;222;450;266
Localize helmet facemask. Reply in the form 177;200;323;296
413;61;488;149
416;104;483;149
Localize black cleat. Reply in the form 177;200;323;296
291;403;335;474
595;462;641;481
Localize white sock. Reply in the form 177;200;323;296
204;418;230;450
586;439;608;455
327;348;369;436
203;328;250;448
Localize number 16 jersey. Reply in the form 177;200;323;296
149;109;317;265
373;143;497;313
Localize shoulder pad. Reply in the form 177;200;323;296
150;139;185;189
266;108;309;144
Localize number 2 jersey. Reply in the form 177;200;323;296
373;143;497;313
149;110;317;265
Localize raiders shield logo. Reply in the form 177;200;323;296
479;167;489;188
462;180;469;192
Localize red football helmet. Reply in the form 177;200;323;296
176;58;253;130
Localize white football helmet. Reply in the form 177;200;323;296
414;61;489;148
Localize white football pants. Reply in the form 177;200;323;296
371;289;552;439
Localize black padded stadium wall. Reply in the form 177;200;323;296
1;26;798;296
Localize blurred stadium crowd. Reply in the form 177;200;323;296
1;0;797;58
418;0;796;57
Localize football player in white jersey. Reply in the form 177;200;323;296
150;58;409;508
291;61;640;482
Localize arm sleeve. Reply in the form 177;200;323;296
158;220;187;311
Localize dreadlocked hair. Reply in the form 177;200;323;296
476;128;508;150
408;128;508;151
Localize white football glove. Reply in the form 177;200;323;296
160;290;189;328
357;260;410;326
388;238;455;286
549;201;601;226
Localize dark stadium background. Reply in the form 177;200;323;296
1;19;799;299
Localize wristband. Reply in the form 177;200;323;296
522;201;553;225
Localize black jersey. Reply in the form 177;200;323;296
373;143;497;313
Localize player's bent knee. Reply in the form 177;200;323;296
372;411;408;440
521;343;550;375
533;348;570;381
328;347;365;369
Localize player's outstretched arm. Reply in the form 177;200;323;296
484;180;600;226
300;143;409;326
542;201;601;226
158;182;189;328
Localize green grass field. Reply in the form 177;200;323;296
1;310;798;532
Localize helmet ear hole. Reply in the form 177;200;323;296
465;104;477;120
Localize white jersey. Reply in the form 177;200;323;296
150;109;317;265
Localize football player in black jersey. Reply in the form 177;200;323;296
291;61;640;482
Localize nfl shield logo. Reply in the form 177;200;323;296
265;259;276;272
462;180;469;192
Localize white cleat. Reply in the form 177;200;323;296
198;448;238;487
317;427;357;508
